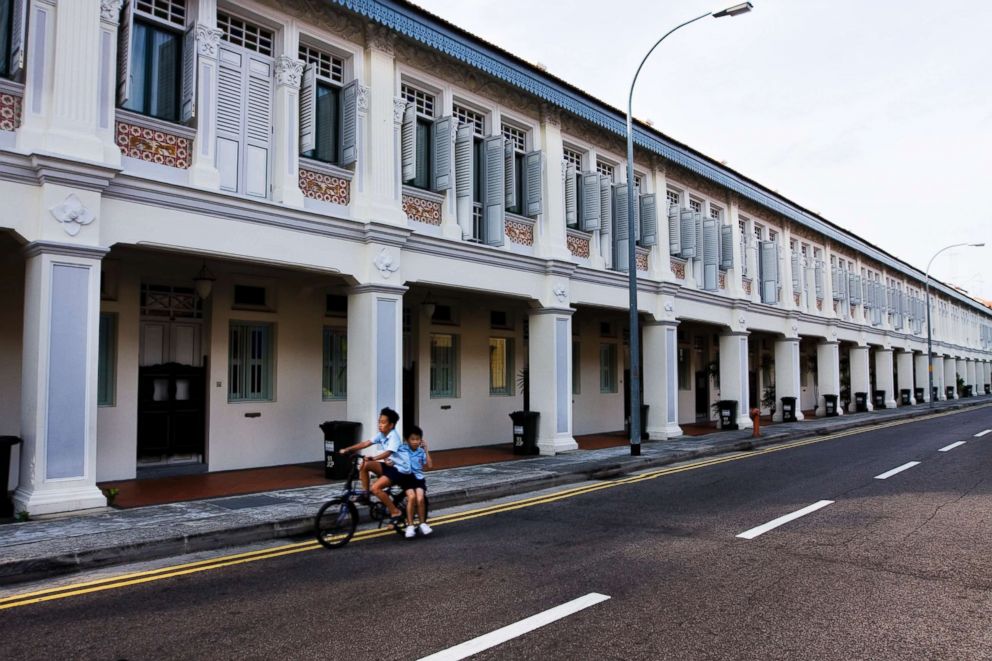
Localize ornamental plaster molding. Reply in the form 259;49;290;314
357;85;371;112
50;194;96;237
552;285;568;304
373;247;400;278
275;56;305;88
284;0;367;44
393;97;408;123
100;0;124;23
365;23;397;55
195;25;224;58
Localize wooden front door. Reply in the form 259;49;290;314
137;362;206;457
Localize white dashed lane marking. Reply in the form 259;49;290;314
974;429;991;438
938;441;966;452
875;461;921;480
737;500;834;540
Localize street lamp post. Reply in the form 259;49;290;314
925;242;984;408
625;3;753;456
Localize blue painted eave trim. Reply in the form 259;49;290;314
332;0;991;318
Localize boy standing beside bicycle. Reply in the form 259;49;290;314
389;425;433;538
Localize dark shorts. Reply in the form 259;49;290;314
381;465;403;484
394;473;427;492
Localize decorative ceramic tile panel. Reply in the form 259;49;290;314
1;91;23;132
719;272;727;290
506;218;533;245
743;278;753;295
403;194;442;225
671;259;686;280
567;233;590;258
116;121;191;168
300;168;351;205
635;252;648;272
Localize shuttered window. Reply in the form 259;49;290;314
1;0;15;78
430;334;458;398
502;124;526;214
120;3;185;121
489;337;514;396
299;45;350;165
229;322;274;402
599;343;618;393
596;160;615;181
217;12;273;56
321;327;347;400
98;313;117;407
401;84;435;190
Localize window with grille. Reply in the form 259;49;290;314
135;0;185;26
599;343;618;393
768;229;778;242
453;104;485;137
299;44;343;84
229;322;274;402
489;337;514;396
502;124;526;153
633;174;644;191
666;189;681;208
98;313;117;407
503;124;527;213
753;224;763;241
401;83;435;118
563;147;583;169
709;205;722;221
430;334;458;398
596;160;615;180
217;13;273;56
322;327;347;400
688;198;702;213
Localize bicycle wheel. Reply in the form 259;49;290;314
315;498;358;549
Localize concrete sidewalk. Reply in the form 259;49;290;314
2;396;990;585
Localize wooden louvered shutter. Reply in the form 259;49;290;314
117;0;134;105
180;25;197;123
524;151;542;216
299;64;317;154
401;103;417;183
483;135;505;246
720;224;734;270
668;205;681;255
791;250;802;294
564;163;577;227
504;140;516;208
216;46;244;193
848;274;859;304
694;213;704;263
814;261;823;298
703;218;719;291
613;183;629;273
431;115;453;191
338;79;359;166
244;53;273;198
639;194;657;247
679;209;696;259
454;123;474;231
760;241;779;304
581;172;600;231
599;174;612;266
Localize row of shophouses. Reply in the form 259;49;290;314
1;0;990;515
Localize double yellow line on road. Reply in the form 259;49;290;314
2;403;986;611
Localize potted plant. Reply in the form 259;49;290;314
761;385;776;415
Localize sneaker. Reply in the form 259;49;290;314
404;525;417;539
419;523;433;536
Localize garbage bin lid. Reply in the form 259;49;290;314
0;436;21;447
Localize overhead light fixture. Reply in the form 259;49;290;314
713;2;753;18
193;262;216;299
421;290;436;320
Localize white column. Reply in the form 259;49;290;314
933;355;946;400
188;18;224;190
896;350;915;405
875;348;896;409
719;331;753;429
816;340;841;417
272;53;306;207
944;356;957;399
15;243;108;515
956;358;967;396
643;321;683;439
966;359;978;395
772;337;803;421
529;307;577;455
849;345;872;412
97;1;125;167
534;107;571;261
346;284;405;438
975;360;987;394
914;352;930;403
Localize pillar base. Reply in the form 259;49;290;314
538;434;578;456
647;422;683;440
14;483;107;517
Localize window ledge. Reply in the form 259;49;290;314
508;212;536;226
300;157;354;180
0;78;25;96
566;227;591;239
402;184;445;204
115;109;196;140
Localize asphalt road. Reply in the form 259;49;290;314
5;406;992;660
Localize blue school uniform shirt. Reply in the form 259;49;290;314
371;428;402;456
391;444;428;479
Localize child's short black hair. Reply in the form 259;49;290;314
379;407;400;425
406;425;423;439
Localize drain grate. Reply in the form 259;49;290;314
211;494;286;510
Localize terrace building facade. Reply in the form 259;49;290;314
1;0;990;515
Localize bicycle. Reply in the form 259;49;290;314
314;454;430;549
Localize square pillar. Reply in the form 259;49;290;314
943;356;957;399
772;337;803;422
15;243;109;515
932;355;946;400
816;340;841;417
849;345;873;412
896;350;915;404
966;359;978;393
188;21;224;190
529;307;577;455
271;52;306;207
644;321;683;439
914;352;930;402
346;284;405;438
719;332;753;429
875;348;896;409
535;107;572;261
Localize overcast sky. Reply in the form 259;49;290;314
412;0;992;300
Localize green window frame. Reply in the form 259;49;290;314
430;333;458;398
0;0;12;79
229;322;274;402
322;327;347;400
305;81;340;164
121;18;183;122
97;313;117;406
599;343;617;394
411;117;432;190
489;337;514;396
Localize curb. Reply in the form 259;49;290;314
1;399;988;586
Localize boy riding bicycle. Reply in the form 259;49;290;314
340;407;404;522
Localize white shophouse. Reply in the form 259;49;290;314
0;0;990;515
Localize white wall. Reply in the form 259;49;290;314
571;315;624;435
